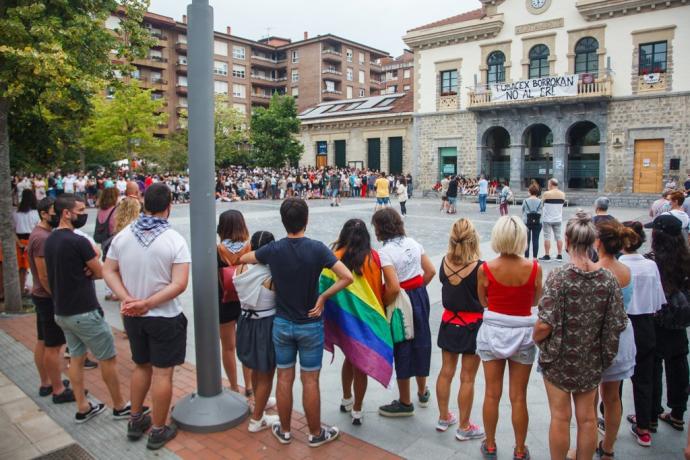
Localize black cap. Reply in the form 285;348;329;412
653;214;683;236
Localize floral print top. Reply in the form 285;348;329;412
537;264;627;393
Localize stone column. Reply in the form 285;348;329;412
381;137;389;174
509;144;523;189
552;143;566;187
598;141;607;193
327;140;335;167
477;145;486;177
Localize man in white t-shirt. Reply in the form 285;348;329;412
478;175;489;213
63;174;76;194
103;183;190;451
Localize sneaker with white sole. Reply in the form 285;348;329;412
248;414;280;433
456;423;485;441
436;412;458;432
271;423;292;444
351;410;363;426
418;387;431;408
630;423;652;447
75;403;106;424
340;397;353;413
113;402;151;420
308;426;340;448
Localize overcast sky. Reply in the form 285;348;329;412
149;0;482;56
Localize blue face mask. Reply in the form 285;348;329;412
221;239;245;254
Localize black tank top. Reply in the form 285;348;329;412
439;258;483;314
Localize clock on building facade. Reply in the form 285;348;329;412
526;0;551;14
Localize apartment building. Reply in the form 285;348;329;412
106;10;390;136
379;50;414;95
404;0;690;194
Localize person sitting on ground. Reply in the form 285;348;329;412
239;198;353;448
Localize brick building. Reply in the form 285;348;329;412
404;0;690;195
106;10;390;136
380;50;414;95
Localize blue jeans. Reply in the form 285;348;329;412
479;194;488;212
272;317;324;371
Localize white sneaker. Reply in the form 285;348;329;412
340;397;354;413
248;414;280;433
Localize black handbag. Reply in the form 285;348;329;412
655;289;690;330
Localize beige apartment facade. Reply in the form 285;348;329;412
404;0;690;195
297;93;414;174
106;11;389;136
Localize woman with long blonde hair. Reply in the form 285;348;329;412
435;218;485;441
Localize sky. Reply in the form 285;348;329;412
149;0;482;56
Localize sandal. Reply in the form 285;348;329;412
596;441;614;458
659;412;685;431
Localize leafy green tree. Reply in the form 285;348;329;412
250;94;303;167
215;95;250;168
82;80;168;166
0;0;151;311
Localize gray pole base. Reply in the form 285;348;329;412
172;389;249;433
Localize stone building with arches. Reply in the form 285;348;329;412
404;0;690;195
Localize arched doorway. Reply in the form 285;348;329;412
481;127;511;183
523;124;553;189
567;121;600;189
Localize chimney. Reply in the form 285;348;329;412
304;31;308;40
227;26;232;35
182;14;187;24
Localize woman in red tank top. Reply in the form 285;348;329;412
476;216;543;460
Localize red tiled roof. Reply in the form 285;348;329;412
407;8;484;33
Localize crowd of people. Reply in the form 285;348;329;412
4;169;690;457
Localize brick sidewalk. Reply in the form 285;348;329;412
0;314;399;460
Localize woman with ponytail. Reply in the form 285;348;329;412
620;221;666;447
534;211;628;460
593;220;638;459
234;230;279;432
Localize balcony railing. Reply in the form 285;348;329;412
370;62;382;70
322;49;341;57
176;85;188;95
468;76;613;109
322;69;342;76
251;54;280;64
176;62;187;73
175;42;187;53
322;89;342;95
252;93;272;99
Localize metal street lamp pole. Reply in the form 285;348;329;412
171;0;249;433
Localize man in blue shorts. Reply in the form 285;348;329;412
240;198;353;447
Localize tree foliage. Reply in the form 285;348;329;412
250;94;303;168
0;0;151;311
82;80;168;165
215;95;250;168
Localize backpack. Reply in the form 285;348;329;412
93;206;117;244
655;289;690;330
525;200;541;227
219;264;239;303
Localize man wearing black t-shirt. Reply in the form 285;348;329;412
45;194;131;424
241;198;353;448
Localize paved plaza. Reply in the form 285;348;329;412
2;195;688;459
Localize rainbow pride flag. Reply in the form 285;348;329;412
319;269;394;387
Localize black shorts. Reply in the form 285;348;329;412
219;301;241;324
124;313;187;368
33;296;66;347
437;320;481;354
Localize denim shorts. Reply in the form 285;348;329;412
55;310;116;361
272;317;324;371
376;197;390;205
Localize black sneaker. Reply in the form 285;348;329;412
75;403;106;424
84;358;98;370
271;423;292;444
378;400;414;417
52;388;76;404
539;255;551;261
40;379;70;397
147;424;177;450
556;255;563;261
127;414;152;441
113;402;151;420
308;426;340;448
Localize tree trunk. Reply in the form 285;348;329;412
0;98;22;312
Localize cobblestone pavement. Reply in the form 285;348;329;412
26;195;684;459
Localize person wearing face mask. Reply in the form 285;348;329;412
103;183;190;450
27;197;75;404
44;193;130;425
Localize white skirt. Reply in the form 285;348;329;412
601;320;636;382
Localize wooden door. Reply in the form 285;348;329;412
634;140;664;194
316;155;328;169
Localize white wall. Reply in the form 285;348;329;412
416;2;690;113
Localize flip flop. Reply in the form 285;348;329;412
659;413;685;431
